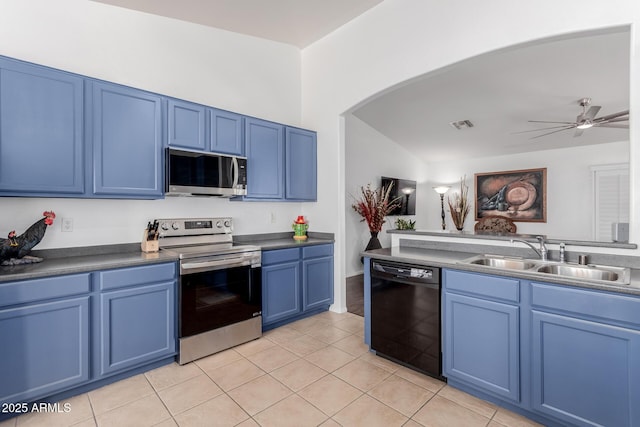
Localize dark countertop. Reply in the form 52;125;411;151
0;232;335;283
234;231;334;250
364;246;640;297
0;248;179;283
388;229;638;249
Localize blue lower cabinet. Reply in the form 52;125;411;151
262;261;301;324
529;282;640;427
0;263;177;415
98;281;176;377
531;310;640;427
0;296;90;405
443;292;520;402
303;256;333;311
442;269;640;427
262;244;334;329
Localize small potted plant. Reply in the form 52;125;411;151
395;218;416;230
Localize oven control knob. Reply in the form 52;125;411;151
171;222;180;230
224;220;231;228
216;221;223;228
161;222;169;231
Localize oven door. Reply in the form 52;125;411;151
179;256;261;338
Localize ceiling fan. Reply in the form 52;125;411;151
517;97;629;139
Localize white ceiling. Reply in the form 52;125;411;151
352;28;630;163
91;0;383;48
90;2;629;165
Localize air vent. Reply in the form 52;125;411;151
449;120;474;130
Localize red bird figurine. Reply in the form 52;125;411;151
0;211;56;265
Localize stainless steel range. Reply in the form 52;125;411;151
156;217;261;365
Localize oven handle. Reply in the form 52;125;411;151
181;257;259;275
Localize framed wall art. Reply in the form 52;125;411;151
475;168;547;222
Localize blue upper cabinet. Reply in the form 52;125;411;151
90;82;163;198
244;117;284;199
0;57;84;195
241;119;317;201
167;99;206;151
285;127;317;201
167;99;243;156
209;108;243;155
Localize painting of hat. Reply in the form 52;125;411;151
506;181;536;211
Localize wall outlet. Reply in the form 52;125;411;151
269;212;276;224
61;217;73;232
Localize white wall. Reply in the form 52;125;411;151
344;114;428;277
301;0;640;311
424;141;629;240
0;0;309;249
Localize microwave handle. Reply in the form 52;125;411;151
231;157;239;188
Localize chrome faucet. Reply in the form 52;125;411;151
559;242;566;263
510;236;548;261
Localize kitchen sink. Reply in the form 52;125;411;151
461;255;631;285
534;264;630;284
463;255;537;270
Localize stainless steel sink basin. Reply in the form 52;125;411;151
464;255;537;270
461;255;631;285
534;264;629;284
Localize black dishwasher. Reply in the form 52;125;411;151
370;260;444;380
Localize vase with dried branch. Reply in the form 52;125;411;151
448;176;470;231
352;182;402;254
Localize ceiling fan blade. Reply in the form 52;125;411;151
511;124;577;135
584;106;601;120
528;120;576;125
530;125;575;139
574;128;584;137
594;110;629;122
600;117;629;124
595;123;629;129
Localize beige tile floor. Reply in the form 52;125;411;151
0;311;543;427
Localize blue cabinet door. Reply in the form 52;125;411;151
210;109;243;155
98;281;176;377
244;117;284;199
262;261;301;325
285;127;317;201
302;256;333;311
90;82;163;198
443;292;520;402
0;57;84;195
531;310;640;427
0;296;90;405
167;99;206;150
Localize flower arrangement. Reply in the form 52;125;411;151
352;183;401;233
448;176;470;231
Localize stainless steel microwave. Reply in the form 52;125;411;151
165;148;247;197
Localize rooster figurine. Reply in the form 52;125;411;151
0;211;56;265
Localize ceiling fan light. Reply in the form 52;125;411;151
576;121;594;130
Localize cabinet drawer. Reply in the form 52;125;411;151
98;263;176;291
0;274;91;308
445;269;519;303
531;282;640;327
302;244;333;259
263;248;300;265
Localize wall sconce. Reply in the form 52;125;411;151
433;186;450;230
